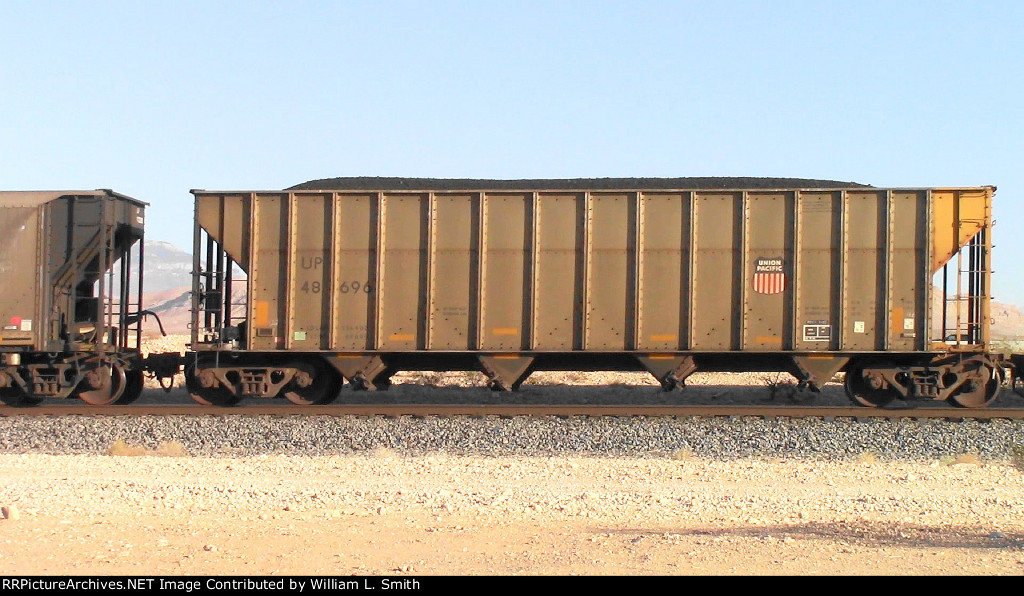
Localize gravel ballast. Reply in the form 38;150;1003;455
2;414;1023;462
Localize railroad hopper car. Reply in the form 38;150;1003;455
0;190;150;406
187;178;999;408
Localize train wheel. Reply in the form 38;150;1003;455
184;364;241;407
77;364;127;405
189;385;240;406
284;359;340;405
115;369;146;405
188;390;213;406
947;362;1001;408
844;364;899;407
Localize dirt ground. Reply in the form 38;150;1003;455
2;336;1022;576
1;452;1023;576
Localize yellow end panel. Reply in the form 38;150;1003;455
195;195;222;248
931;188;993;273
196;193;251;271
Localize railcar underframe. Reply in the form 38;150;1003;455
185;184;1002;408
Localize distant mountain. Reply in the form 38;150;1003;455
930;290;1024;341
137;239;191;335
985;303;1024;341
137;240;192;294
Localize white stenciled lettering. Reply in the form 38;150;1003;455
755;257;784;273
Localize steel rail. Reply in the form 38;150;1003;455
2;404;1023;419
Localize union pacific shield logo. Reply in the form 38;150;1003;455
753;257;785;294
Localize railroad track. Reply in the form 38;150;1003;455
3;404;1024;419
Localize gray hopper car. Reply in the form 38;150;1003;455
0;190;149;405
187;179;1001;408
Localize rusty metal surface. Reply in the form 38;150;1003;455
192;186;993;356
0;190;149;404
2;403;1023;419
0;190;140;208
0;190;146;352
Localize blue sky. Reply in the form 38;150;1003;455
3;1;1023;302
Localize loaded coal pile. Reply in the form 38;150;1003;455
288;176;871;191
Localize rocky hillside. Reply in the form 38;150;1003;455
930;290;1024;342
988;302;1024;342
137;240;191;293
